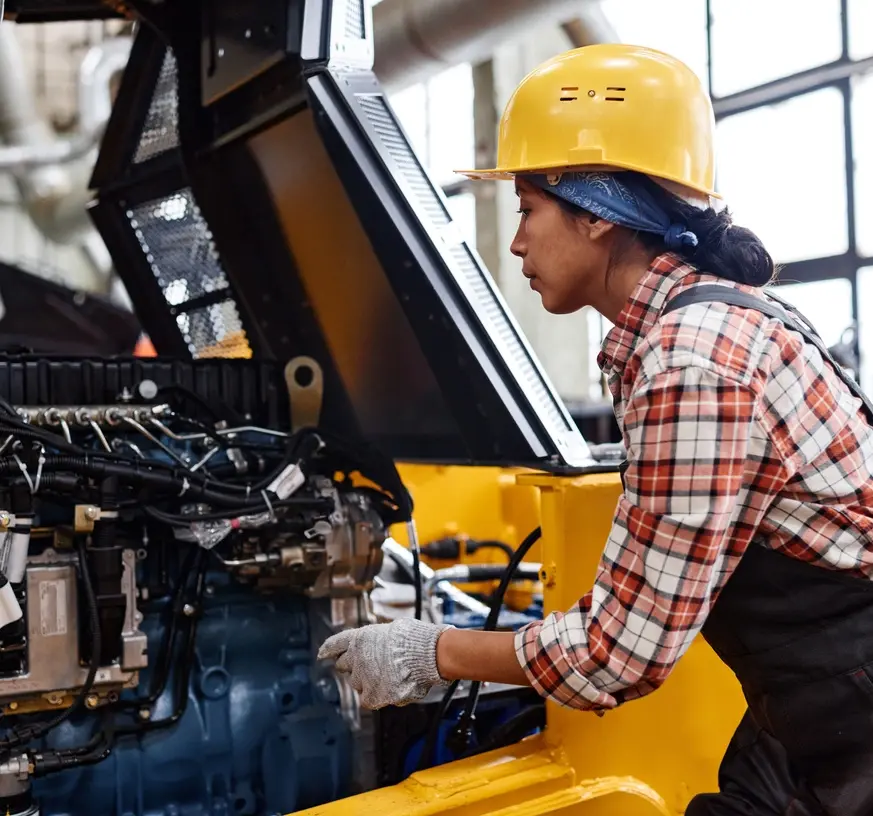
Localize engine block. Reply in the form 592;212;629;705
0;357;408;815
33;584;356;816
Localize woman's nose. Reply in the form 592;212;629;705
510;224;525;258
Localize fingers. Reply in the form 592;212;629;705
317;630;354;661
335;651;353;674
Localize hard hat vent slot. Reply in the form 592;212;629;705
606;86;626;102
560;86;578;102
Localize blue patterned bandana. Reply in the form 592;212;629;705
524;171;699;250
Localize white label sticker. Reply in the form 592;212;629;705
268;464;305;500
39;580;67;637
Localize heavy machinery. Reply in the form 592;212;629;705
0;1;747;814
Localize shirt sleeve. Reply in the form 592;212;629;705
515;365;778;711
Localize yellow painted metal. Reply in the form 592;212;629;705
298;733;669;815
295;466;747;816
517;472;746;815
393;464;542;608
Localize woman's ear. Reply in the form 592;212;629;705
584;216;617;244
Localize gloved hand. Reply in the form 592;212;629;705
317;618;453;710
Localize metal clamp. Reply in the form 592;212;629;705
74;505;119;533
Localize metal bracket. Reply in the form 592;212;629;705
285;356;324;432
73;505;119;533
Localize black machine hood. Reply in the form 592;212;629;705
15;0;596;469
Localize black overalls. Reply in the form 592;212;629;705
658;286;873;815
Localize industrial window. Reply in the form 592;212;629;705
773;279;854;348
858;267;873;390
849;0;873;59
709;0;873;393
599;0;710;91
853;69;873;257
709;0;843;97
716;87;849;264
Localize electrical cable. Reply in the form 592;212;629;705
416;525;542;770
30;551;208;776
0;537;101;755
117;547;198;710
459;704;545;759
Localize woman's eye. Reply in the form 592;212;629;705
516;208;530;217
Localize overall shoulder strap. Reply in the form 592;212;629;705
662;284;873;425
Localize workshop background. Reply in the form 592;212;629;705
1;0;871;415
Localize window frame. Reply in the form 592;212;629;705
708;0;873;371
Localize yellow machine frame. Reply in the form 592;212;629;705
297;464;747;816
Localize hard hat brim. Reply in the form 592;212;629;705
455;162;722;200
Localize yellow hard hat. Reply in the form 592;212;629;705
456;43;718;199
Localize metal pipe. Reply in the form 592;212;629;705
0;27;111;171
423;562;542;600
373;0;613;93
381;538;491;617
561;6;619;49
78;35;132;136
0;29;131;249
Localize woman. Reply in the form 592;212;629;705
319;44;873;814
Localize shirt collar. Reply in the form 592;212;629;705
597;252;705;376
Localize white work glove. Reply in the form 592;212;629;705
317;618;453;710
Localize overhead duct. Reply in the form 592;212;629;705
0;28;130;246
373;0;614;92
561;5;618;49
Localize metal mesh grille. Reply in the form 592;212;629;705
176;301;252;359
356;95;450;227
134;48;179;163
126;189;252;359
344;0;365;38
448;243;569;433
127;190;229;302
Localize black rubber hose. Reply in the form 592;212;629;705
457;563;541;583
417;526;542;770
116;554;207;735
459;705;545;759
467;540;514;560
0;456;330;510
0;538;101;753
451;526;542;749
410;526;423;622
117;547;198;710
31;721;116;776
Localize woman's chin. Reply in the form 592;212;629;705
539;291;584;315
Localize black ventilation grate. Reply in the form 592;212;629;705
134;48;179;163
355;91;570;437
356;95;450;227
447;244;569;434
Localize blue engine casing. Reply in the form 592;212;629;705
32;577;354;816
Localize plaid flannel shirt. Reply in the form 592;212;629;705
516;252;873;711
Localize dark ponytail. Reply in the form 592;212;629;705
637;175;776;287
